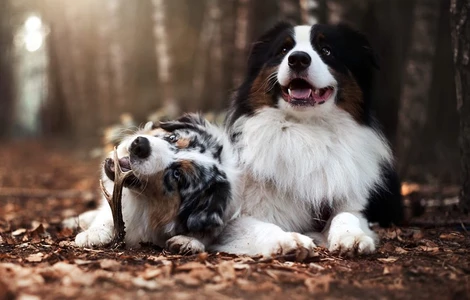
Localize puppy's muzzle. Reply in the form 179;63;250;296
130;136;150;159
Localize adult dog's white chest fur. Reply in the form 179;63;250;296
231;106;392;232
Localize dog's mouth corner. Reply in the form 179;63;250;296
104;156;141;188
105;156;132;173
281;78;335;107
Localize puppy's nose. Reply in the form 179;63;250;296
130;136;150;158
288;51;311;72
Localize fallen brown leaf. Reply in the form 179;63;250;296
25;253;44;263
176;262;206;272
99;259;121;271
377;257;399;263
304;274;333;293
217;261;236;281
11;228;27;236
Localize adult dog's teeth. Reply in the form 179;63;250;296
288;89;292;96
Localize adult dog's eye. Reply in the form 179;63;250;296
172;169;181;179
321;47;331;56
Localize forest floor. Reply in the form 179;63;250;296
0;140;469;300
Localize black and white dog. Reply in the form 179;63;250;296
66;114;240;254
215;22;403;257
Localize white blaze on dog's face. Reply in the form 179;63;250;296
277;25;338;114
227;23;380;125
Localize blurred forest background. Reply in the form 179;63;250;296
0;0;466;188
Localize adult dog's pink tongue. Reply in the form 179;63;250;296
289;88;312;99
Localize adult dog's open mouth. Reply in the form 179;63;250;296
281;78;335;107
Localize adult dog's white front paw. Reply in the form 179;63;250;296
328;231;376;256
263;232;317;261
166;235;205;255
75;227;113;248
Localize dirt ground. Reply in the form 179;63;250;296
0;140;469;300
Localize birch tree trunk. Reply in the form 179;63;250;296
396;0;441;175
450;0;470;213
151;0;178;117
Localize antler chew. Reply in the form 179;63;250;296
99;147;134;249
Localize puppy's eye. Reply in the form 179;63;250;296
165;134;178;143
280;47;289;55
172;169;181;180
321;47;331;56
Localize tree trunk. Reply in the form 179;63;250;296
208;0;224;111
107;0;126;111
192;0;218;110
279;0;301;24
151;0;178;117
450;0;470;213
220;0;238;107
396;0;441;176
232;0;251;88
300;0;327;24
0;0;14;138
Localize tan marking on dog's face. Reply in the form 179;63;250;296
148;128;169;136
178;160;196;176
249;66;279;110
176;138;190;149
331;69;364;123
140;171;181;230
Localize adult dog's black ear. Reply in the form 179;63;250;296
335;23;380;71
246;21;292;76
159;113;206;132
176;165;231;233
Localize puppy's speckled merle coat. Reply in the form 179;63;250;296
65;114;239;254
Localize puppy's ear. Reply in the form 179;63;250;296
176;164;231;232
159;113;206;132
185;179;231;232
143;121;155;131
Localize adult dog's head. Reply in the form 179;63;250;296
103;114;234;233
228;22;379;124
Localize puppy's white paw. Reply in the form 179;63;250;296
75;227;113;248
328;232;376;256
263;232;317;261
166;235;205;255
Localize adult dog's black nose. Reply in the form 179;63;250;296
288;51;311;72
130;136;150;158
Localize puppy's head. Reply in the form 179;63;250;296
230;22;379;124
103;114;231;233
